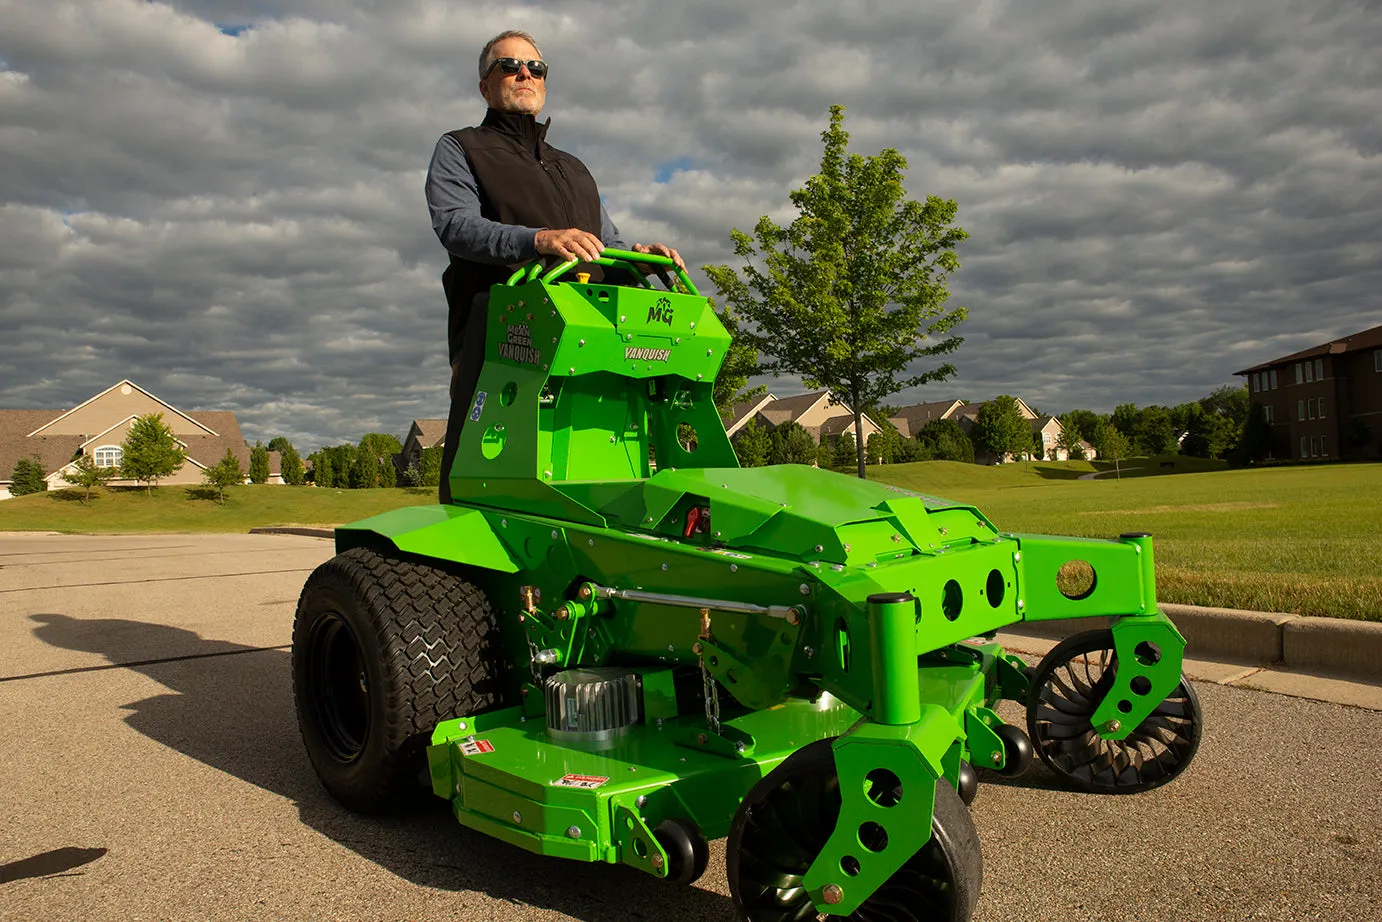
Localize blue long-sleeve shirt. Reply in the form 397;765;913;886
425;133;627;264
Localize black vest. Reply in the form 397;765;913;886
442;109;603;362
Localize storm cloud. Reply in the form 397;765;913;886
2;0;1379;448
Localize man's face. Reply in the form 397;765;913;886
479;37;546;115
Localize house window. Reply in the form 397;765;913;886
1310;436;1318;457
1297;399;1305;421
1270;369;1278;389
1376;349;1382;372
1305;362;1314;383
1295;363;1303;384
1252;373;1260;393
1308;398;1315;420
1264;405;1275;423
1318;397;1325;419
1321;436;1329;456
1300;436;1308;458
1314;358;1323;379
94;446;122;468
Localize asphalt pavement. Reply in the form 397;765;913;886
1;533;1378;921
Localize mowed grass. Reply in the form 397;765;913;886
872;460;1382;622
4;460;1379;621
0;483;437;534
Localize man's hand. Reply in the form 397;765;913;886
632;242;685;271
535;228;604;263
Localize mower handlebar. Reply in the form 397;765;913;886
504;249;699;296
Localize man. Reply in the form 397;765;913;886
426;29;683;502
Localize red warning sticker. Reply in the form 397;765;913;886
554;773;609;789
459;739;495;756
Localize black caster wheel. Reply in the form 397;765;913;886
654;817;710;886
957;759;979;805
993;723;1034;777
727;739;983;921
1026;629;1202;794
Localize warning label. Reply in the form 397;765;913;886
459;739;495;756
554;773;609;789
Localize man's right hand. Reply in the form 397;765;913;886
534;228;604;263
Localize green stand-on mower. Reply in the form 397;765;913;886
293;251;1201;920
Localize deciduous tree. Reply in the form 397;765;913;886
280;445;305;485
61;454;115;504
359;433;402;487
972;396;1028;463
249;442;270;484
120;413;186;495
1099;424;1132;479
704;105;968;479
769;422;818;466
916;418;973;463
202;449;245;504
733;419;772;468
1055;414;1086;460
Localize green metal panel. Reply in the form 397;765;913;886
335;505;519;573
1011;533;1150;620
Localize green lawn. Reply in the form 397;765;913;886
871;460;1382;622
0;483;437;534
4;460;1379;621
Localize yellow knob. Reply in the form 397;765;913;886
576;272;591;283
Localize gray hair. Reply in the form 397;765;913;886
478;30;543;79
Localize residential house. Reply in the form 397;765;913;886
395;418;447;483
888;397;1095;464
1235;322;1382;461
887;400;965;439
0;379;275;499
724;390;883;448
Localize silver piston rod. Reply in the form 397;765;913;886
592;586;803;622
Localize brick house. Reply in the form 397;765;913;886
1235;322;1382;461
0;379;275;499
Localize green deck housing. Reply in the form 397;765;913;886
336;252;1187;916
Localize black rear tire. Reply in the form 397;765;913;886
292;546;511;812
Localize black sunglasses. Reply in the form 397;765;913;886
484;57;548;79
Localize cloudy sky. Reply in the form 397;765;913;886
2;0;1379;450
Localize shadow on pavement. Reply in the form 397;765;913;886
0;847;108;884
29;613;735;921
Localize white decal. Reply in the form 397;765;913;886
554;773;609;789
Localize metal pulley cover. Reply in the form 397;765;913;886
544;667;641;745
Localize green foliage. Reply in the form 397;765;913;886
359;433;403;487
1133;405;1178;456
351;449;381;489
832;431;857;469
417;445;443;487
201;448;245;504
1098;424;1133;479
971;396;1028;462
1111;403;1140;439
712;302;768;418
248;441;271;484
120;413;186;495
9;455;47;496
704;104;968;479
311;452;332;487
867;427;902;465
769;422;818;466
1061;409;1108;445
1055;414;1086;459
915;418;973;463
267;436;294;455
60;453;116;504
280;445;305;485
733;418;772;468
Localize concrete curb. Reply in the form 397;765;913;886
1013;603;1381;680
247;526;334;539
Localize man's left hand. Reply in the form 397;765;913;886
631;242;685;271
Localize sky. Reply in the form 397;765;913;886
2;0;1379;451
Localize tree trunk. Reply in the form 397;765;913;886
853;392;866;479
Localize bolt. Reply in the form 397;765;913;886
675;337;681;344
588;538;595;546
651;854;665;870
620;315;626;322
571;367;577;375
991;750;1003;766
579;338;585;346
513;811;523;824
1017;599;1025;609
822;884;843;905
551;529;559;539
843;543;851;552
697;733;708;745
690;321;696;329
667;643;675;652
501;519;508;527
610;435;617;443
804;646;815;658
799;583;810;596
661;563;669;571
730;564;738;573
636;795;648;808
831;564;844;571
517;613;526;623
551;336;556;343
892;534;901;543
578;586;592;600
706;349;712;356
1013;552;1022;563
697;373;703;380
692;642;703;655
1105;719;1122;733
814;544;824;553
556;606;569;620
735;741;746;753
786;609;801;626
566;825;581;838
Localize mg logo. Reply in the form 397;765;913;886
647;297;674;327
